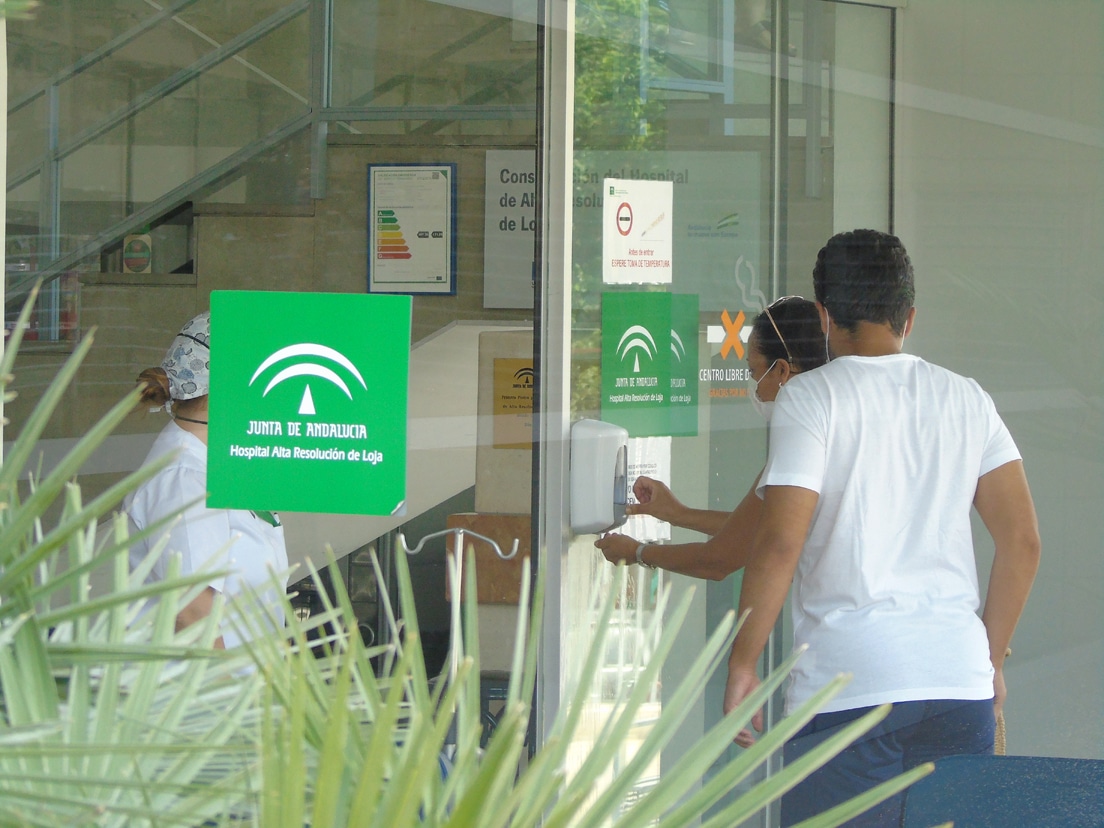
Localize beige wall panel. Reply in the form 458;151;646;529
195;213;317;298
895;0;1103;758
474;329;533;514
7;281;198;513
10;282;199;441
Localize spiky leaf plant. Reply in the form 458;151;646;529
247;548;930;828
0;291;930;826
0;288;302;826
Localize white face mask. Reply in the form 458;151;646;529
750;394;774;422
749;359;781;422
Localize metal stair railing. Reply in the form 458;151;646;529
7;0;206;119
5;0;314;314
7;113;314;306
7;0;311;193
341;16;510;108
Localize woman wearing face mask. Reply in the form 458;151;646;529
595;296;827;578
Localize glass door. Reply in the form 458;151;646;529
538;1;895;822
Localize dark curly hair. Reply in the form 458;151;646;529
812;229;915;335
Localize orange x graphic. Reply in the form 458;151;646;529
721;309;745;359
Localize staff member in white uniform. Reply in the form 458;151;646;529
126;311;289;649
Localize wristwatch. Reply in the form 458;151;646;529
635;543;657;569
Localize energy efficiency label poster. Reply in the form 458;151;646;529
208;290;412;516
367;163;456;295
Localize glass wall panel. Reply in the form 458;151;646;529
6;0;315;337
330;0;538;137
3;0;1098;820
553;1;893;822
4;0;538;710
547;0;1104;823
891;1;1103;764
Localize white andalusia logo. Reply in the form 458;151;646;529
616;324;657;374
250;343;367;416
670;328;686;363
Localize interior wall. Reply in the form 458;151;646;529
832;2;892;233
894;0;1103;758
196;139;536;344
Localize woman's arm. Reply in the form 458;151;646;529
175;586;226;648
628;473;762;536
596;477;764;580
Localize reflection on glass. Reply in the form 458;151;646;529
330;0;537;137
565;1;893;820
5;0;313;299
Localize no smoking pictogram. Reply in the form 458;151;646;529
616;202;633;236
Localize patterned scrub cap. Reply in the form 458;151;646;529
161;311;210;401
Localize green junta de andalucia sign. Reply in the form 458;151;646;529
207;290;411;516
601;291;699;438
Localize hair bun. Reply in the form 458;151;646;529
137;367;171;407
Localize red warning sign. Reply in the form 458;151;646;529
616;202;633;236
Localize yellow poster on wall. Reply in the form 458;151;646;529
492;357;534;449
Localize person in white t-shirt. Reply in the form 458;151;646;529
125;311;289;650
724;230;1041;827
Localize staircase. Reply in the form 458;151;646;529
5;0;537;327
8;1;314;308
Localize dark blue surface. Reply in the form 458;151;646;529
902;754;1104;827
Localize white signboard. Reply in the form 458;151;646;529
484;150;537;308
625;436;672;542
574;152;761;311
602;178;674;285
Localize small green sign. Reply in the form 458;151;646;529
208;291;411;516
669;293;699;437
601;292;672;437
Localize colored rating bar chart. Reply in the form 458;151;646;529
367;163;453;293
375;210;412;259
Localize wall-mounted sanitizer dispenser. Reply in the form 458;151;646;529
570;419;629;535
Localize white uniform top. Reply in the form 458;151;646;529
125;422;289;649
758;354;1022;714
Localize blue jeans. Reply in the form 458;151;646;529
781;698;996;828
